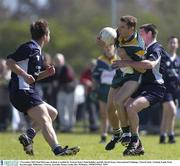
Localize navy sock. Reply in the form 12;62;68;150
26;128;36;140
53;145;64;155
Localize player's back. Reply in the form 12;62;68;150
7;40;43;92
141;42;165;85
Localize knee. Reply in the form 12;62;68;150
49;108;58;121
52;109;58;120
125;102;136;115
165;104;177;118
169;109;177;118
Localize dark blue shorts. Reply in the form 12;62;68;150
163;92;176;102
10;90;43;114
131;84;166;105
97;84;110;103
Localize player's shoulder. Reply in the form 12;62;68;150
14;42;32;56
98;55;105;60
24;41;40;56
149;42;165;55
175;56;180;63
97;55;110;67
18;41;39;51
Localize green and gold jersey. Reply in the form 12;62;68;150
116;32;145;61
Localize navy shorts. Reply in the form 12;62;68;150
97;84;110;103
163;92;176;102
131;84;166;105
10;90;43;114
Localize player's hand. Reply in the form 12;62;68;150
23;74;35;84
47;65;55;76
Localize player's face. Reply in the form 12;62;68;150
104;45;115;58
139;28;148;45
168;38;179;52
44;30;50;45
118;21;133;38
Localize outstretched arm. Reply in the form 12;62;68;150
117;48;146;73
112;59;158;70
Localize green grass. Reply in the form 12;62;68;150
0;133;180;160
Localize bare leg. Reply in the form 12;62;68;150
114;81;139;128
31;101;58;133
24;103;79;156
27;104;58;148
165;101;176;135
160;102;169;136
105;87;123;150
107;87;120;129
99;100;109;141
122;97;149;155
125;97;150;135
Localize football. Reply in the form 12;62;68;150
99;27;117;45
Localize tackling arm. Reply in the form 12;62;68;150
112;59;158;70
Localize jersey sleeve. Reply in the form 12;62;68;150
123;46;145;61
92;59;102;83
146;50;160;61
7;44;31;61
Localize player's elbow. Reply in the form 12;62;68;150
6;58;16;69
6;59;12;68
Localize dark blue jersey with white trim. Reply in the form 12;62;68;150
141;42;165;85
163;54;180;93
7;40;43;92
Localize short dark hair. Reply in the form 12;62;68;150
30;19;49;40
120;15;137;29
139;24;158;39
168;36;179;42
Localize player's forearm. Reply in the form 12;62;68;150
123;60;156;70
36;65;55;81
36;70;49;81
6;58;27;77
134;68;146;73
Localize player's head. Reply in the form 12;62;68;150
167;36;179;53
118;15;137;38
139;24;158;45
30;19;50;44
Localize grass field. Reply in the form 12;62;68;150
0;132;180;160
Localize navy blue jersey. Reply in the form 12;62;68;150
7;40;43;92
163;54;180;93
92;55;116;102
141;42;165;85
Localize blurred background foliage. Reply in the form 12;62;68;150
0;0;179;74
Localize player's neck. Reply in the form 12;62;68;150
124;32;134;41
145;38;156;48
169;50;177;57
36;40;44;48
